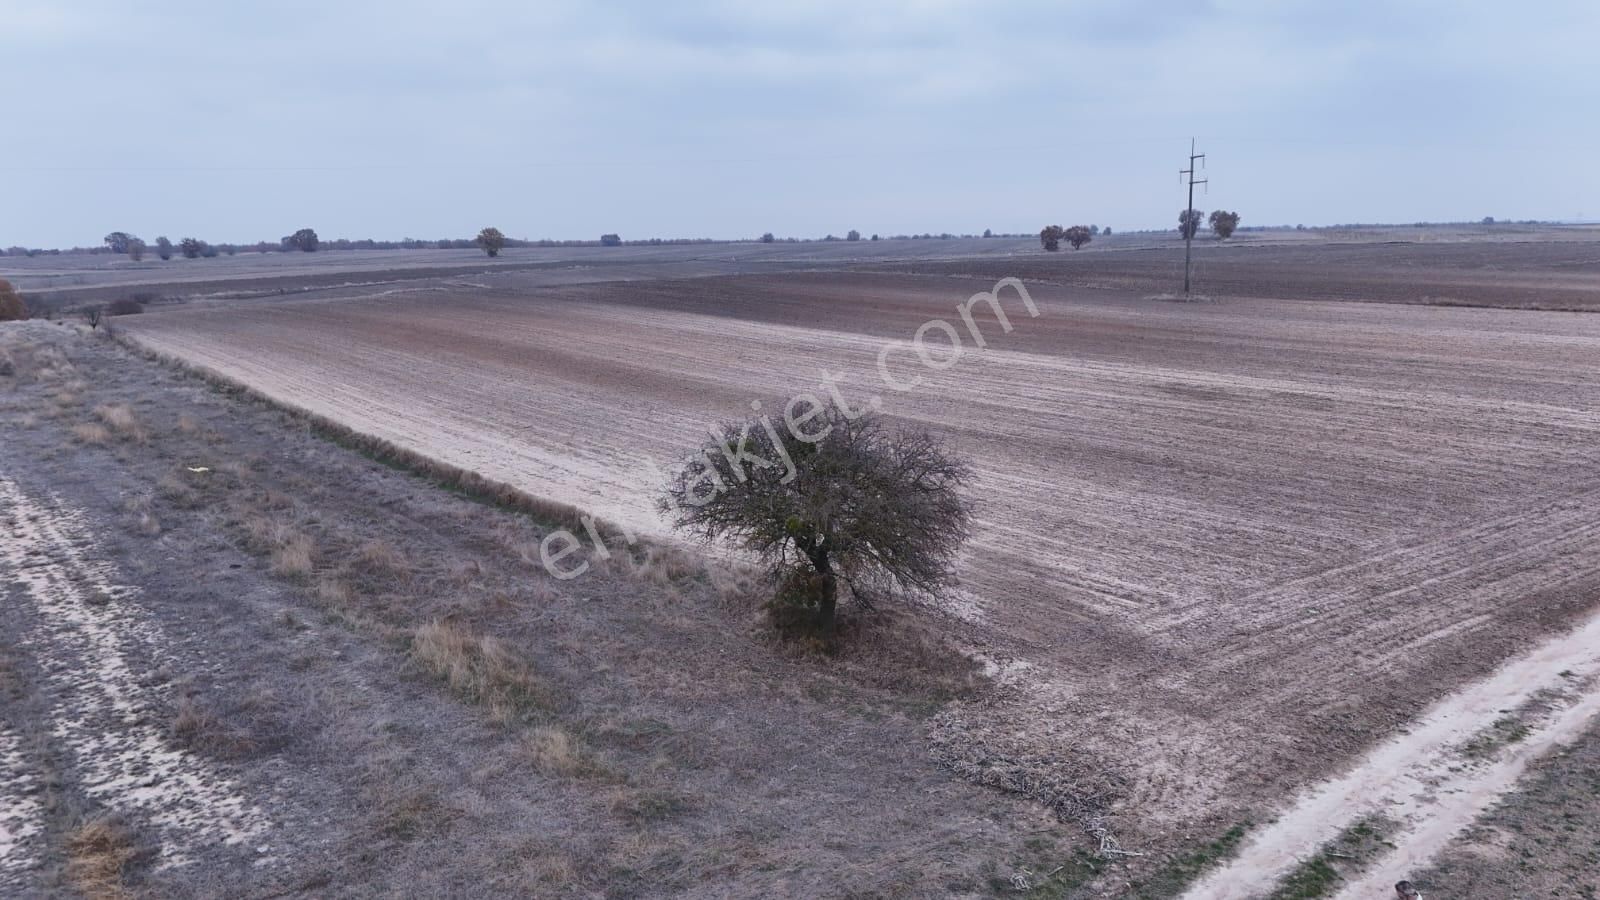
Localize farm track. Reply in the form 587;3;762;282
0;477;272;891
115;252;1600;881
1184;608;1600;899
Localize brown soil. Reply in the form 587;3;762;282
0;322;1073;897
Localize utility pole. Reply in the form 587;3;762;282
1180;138;1207;295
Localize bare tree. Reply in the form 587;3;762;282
1065;225;1093;250
476;227;506;257
1039;224;1065;252
662;406;973;635
82;306;103;330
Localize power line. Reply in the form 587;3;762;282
1179;137;1207;296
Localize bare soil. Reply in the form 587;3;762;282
8;229;1600;895
0;323;1074;897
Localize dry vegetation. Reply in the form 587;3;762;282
64;818;140;900
408;620;552;723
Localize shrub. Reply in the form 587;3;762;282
107;297;145;316
662;406;973;636
0;279;26;322
127;239;146;261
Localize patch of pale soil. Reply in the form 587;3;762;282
0;477;271;870
0;719;45;885
1183;607;1600;899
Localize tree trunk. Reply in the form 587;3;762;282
809;547;838;634
816;571;838;633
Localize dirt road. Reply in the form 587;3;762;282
1184;607;1600;897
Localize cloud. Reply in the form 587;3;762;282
2;0;1597;246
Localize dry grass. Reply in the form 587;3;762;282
618;545;701;587
243;516;319;578
270;534;317;578
171;696;256;759
314;577;353;608
523;725;618;782
370;779;456;841
65;817;139;900
410;620;550;722
93;403;147;442
355;539;408;576
121;494;162;536
71;422;112;445
176;413;200;434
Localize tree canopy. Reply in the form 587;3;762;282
662;406;973;635
477;227;506;257
1209;210;1241;239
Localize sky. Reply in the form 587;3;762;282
4;0;1598;248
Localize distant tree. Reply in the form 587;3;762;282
155;236;173;260
982;228;993;238
759;232;775;243
1481;216;1496;225
1088;225;1100;235
1102;226;1112;236
1064;225;1093;250
662;407;973;636
283;228;320;252
179;237;205;259
1208;210;1241;240
103;232;136;254
1039;224;1065;252
846;229;861;242
870;234;879;241
127;239;146;262
1178;209;1203;239
477;227;506;258
0;279;26;322
600;233;622;247
81;306;103;330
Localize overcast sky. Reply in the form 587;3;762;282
4;0;1597;248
